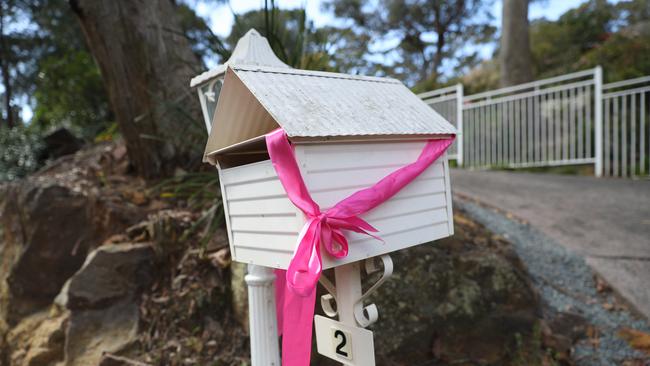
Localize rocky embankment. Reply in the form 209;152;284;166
1;142;585;366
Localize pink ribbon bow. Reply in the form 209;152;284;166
266;129;453;366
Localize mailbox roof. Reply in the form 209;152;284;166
204;65;456;161
236;65;456;138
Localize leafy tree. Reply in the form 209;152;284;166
0;0;37;128
177;2;230;64
530;0;616;77
529;0;650;82
31;50;111;140
324;0;496;90
227;6;311;68
0;125;43;180
578;25;650;82
0;0;113;138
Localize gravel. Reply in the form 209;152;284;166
456;198;650;366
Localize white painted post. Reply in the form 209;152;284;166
334;262;363;326
456;83;464;167
594;66;604;177
333;261;365;366
245;264;281;366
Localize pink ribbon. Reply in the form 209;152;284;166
266;128;453;365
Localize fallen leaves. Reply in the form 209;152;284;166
208;247;231;269
618;327;650;355
586;326;601;349
122;189;148;205
595;275;611;293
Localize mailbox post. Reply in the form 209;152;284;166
245;264;280;365
193;28;456;366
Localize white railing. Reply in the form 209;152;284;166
420;67;650;178
461;67;602;173
419;84;463;165
602;76;650;177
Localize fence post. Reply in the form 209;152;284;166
594;66;604;177
456;83;464;167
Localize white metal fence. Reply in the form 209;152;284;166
602;76;650;177
420;66;650;178
420;84;463;164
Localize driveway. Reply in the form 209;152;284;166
450;169;650;319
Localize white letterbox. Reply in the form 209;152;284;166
201;63;456;270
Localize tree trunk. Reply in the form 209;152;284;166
0;3;15;129
500;0;533;87
69;0;204;178
0;56;14;129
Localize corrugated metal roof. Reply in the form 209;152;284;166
232;65;456;138
190;29;289;87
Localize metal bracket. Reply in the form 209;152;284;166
354;254;393;327
318;275;338;317
318;254;394;328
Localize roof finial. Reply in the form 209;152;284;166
227;28;290;69
190;28;289;87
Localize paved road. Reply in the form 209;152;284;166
451;169;650;319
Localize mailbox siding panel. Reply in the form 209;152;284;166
219;160;303;267
219;140;453;269
295;141;452;268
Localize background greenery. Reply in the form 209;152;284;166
1;0;649;181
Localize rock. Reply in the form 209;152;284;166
311;212;545;366
0;181;97;324
546;311;588;343
98;353;152;366
64;300;140;366
5;308;68;366
0;143;147;328
57;243;155;366
63;243;155;310
371;244;541;365
40;128;83;161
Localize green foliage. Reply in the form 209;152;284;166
461;0;650;94
0;0;40;127
177;2;230;63
1;0;112;138
226;2;340;72
459;59;500;95
32;50;112;140
530;0;650;82
578;27;650;82
229;3;306;67
94;122;120;143
0;125;43;181
530;0;617;77
150;172;224;246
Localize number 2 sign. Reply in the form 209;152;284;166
314;315;375;365
333;329;352;359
